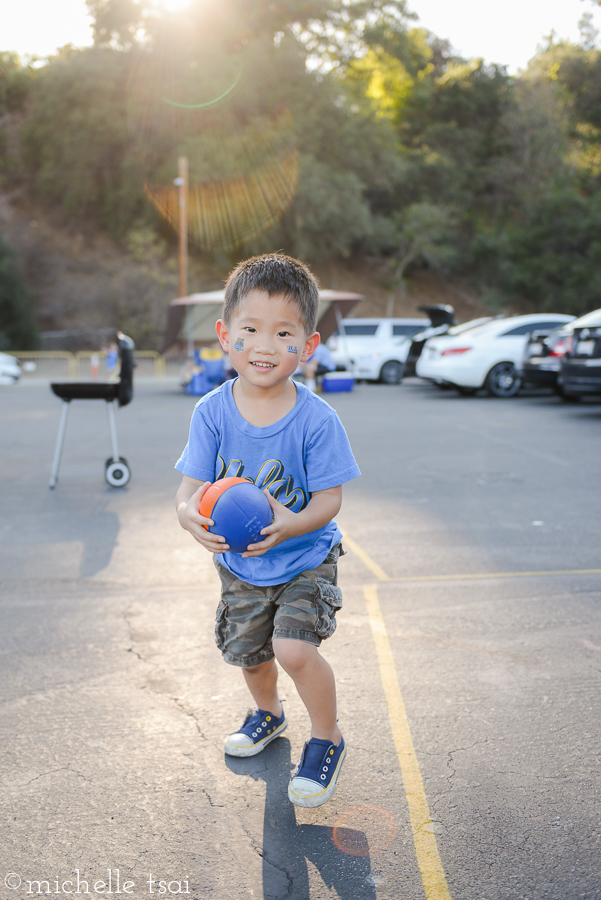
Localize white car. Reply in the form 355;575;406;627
416;313;575;396
326;318;429;384
0;352;21;385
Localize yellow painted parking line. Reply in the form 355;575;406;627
364;583;452;900
342;535;391;582
343;536;601;584
385;568;601;583
347;533;600;898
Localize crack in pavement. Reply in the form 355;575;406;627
13;765;92;788
238;816;295;900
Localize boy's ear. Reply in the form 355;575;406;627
215;319;229;352
300;332;320;362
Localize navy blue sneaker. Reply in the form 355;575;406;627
288;736;346;807
224;706;287;757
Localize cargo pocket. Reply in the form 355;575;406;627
313;579;343;639
323;541;344;570
215;599;228;651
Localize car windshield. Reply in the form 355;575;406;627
392;324;429;336
572;308;601;328
340;324;379;336
445;317;496;336
453;317;570;338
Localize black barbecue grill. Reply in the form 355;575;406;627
49;332;135;489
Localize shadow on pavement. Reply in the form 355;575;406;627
2;507;121;579
226;739;376;900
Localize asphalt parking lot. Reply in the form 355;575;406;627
1;377;600;900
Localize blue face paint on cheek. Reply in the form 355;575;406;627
287;345;298;354
234;338;244;351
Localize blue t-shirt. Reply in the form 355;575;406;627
175;379;360;586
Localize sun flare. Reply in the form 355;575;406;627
161;0;191;10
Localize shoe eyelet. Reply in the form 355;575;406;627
320;774;327;780
266;716;271;722
257;727;262;733
322;766;328;772
261;721;267;727
252;732;257;737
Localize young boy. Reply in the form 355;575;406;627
175;253;360;808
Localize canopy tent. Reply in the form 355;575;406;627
162;288;364;354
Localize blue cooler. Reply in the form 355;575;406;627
322;371;355;393
185;371;211;395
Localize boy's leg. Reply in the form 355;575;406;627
224;660;287;757
272;638;342;744
274;638;345;808
242;658;282;718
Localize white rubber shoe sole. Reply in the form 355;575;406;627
288;744;346;807
224;718;287;757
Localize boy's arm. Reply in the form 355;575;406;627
242;486;342;558
175;474;229;553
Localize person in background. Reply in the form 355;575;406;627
91;353;100;382
105;342;119;382
298;341;336;391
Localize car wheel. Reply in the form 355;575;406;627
484;362;521;398
379;360;404;384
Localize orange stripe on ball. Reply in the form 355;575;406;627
199;476;251;528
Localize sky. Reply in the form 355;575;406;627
3;0;601;73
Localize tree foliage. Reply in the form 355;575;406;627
4;0;601;327
496;189;601;315
0;235;38;350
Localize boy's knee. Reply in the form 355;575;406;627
244;659;275;676
273;638;315;674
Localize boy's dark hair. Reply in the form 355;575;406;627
223;253;320;334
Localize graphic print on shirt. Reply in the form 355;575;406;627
215;456;308;512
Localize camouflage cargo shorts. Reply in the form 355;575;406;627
213;543;345;667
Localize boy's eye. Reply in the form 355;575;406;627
243;327;256;333
277;331;291;337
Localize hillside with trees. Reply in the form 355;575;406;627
2;0;601;349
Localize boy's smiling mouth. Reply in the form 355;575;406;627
251;361;276;369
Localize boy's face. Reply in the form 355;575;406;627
216;290;319;390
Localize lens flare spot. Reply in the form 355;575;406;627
161;71;242;109
332;806;397;857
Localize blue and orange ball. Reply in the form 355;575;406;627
199;477;272;553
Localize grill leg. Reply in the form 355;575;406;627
49;400;70;489
106;400;120;462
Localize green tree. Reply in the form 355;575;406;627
0;235;38;350
496;189;601;315
20;46;146;236
375;202;457;314
278;156;372;260
495;73;570;208
0;52;33;113
0;53;34;179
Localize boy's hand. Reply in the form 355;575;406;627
242;491;302;557
177;481;229;554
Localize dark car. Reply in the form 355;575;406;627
522;325;574;393
560;308;601;399
403;304;457;377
